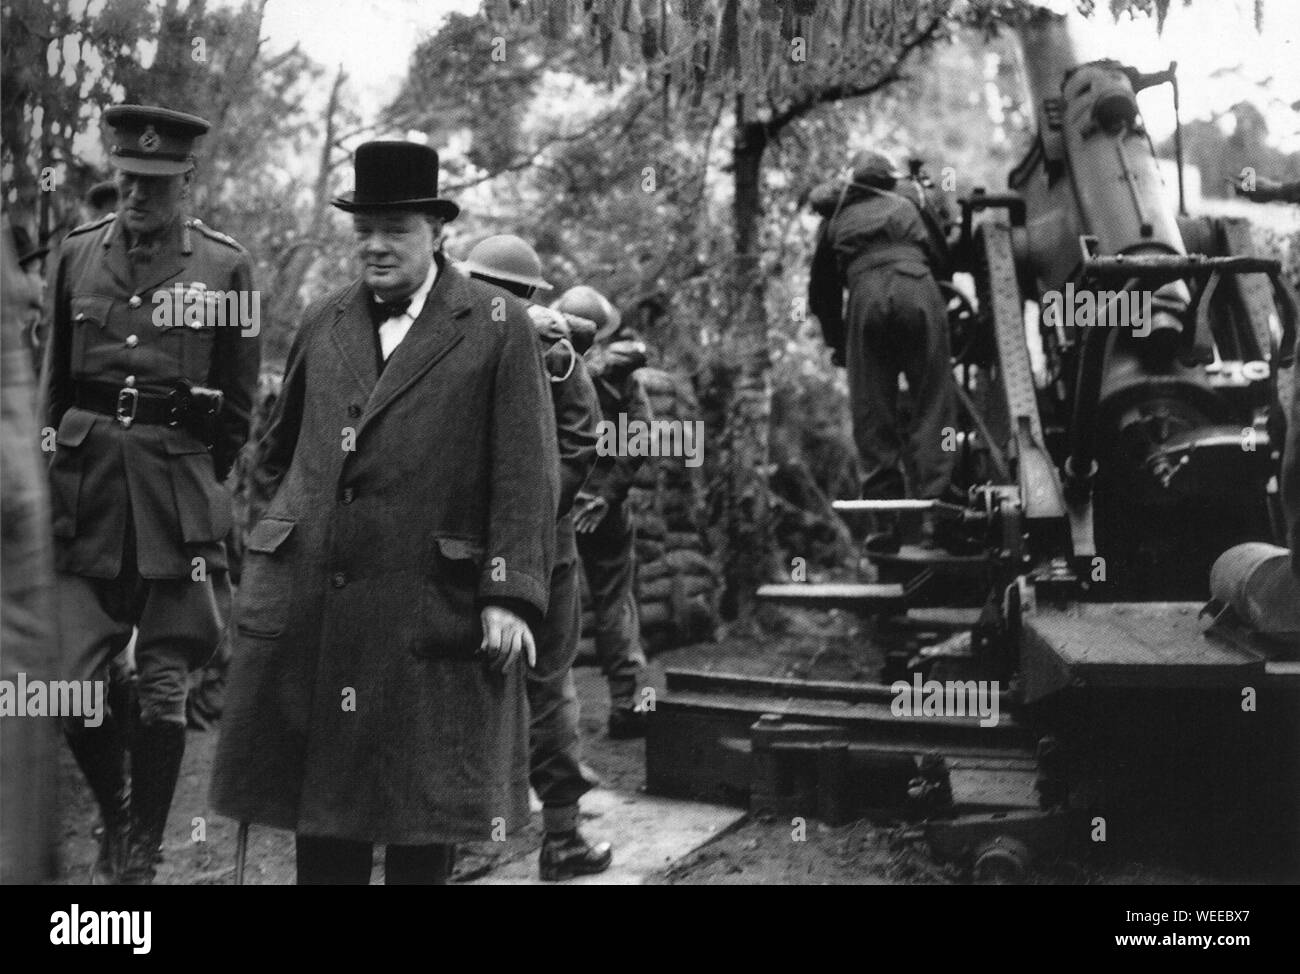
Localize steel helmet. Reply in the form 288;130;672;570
460;234;553;291
849;149;903;188
555;285;622;342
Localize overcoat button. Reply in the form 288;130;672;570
347;404;362;418
332;571;348;588
128;295;142;308
341;487;355;505
125;334;139;348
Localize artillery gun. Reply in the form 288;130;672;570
649;11;1299;878
945;12;1297;606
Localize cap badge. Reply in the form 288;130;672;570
139;125;160;153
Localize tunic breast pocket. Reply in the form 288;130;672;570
236;518;297;639
69;296;114;372
159;307;217;382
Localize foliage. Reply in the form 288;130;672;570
1;0;353;366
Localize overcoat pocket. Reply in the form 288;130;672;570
414;534;486;658
236;518;296;639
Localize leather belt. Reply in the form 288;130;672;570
73;381;178;428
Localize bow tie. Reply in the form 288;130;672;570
368;295;412;326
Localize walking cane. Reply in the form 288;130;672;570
235;821;249;885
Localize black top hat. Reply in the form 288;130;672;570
331;141;460;222
104;104;210;176
11;225;49;268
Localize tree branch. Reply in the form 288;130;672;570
766;13;947;137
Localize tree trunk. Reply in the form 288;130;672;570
264;65;346;367
718;96;774;618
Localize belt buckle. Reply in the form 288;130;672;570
115;387;139;428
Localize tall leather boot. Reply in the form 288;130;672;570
120;721;186;885
65;715;131;885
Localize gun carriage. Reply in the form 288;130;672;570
647;12;1300;880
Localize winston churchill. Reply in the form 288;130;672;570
211;141;559;884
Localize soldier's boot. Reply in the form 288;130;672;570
65;719;130;885
120;721;186;885
539;829;613;881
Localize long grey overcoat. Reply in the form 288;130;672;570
210;259;559;844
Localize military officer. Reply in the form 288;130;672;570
42;105;260;884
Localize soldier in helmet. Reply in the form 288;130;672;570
558;286;652;737
42;105;260;883
807;149;958;551
460;235;615;880
83;180;121;223
1234;173;1300;573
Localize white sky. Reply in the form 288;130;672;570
1062;0;1300;150
252;0;1298;149
259;0;479;118
83;0;1300;150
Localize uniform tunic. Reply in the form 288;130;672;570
809;186;957;500
42;212;259;721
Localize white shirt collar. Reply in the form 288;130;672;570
405;257;439;321
374;258;439;361
374;257;439;322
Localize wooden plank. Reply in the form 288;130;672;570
897;607;985;628
664;668;1017;710
1021;602;1267;700
867;545;992;572
756;582;907;611
658;691;1030;745
950;767;1040;809
666;668;898;703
